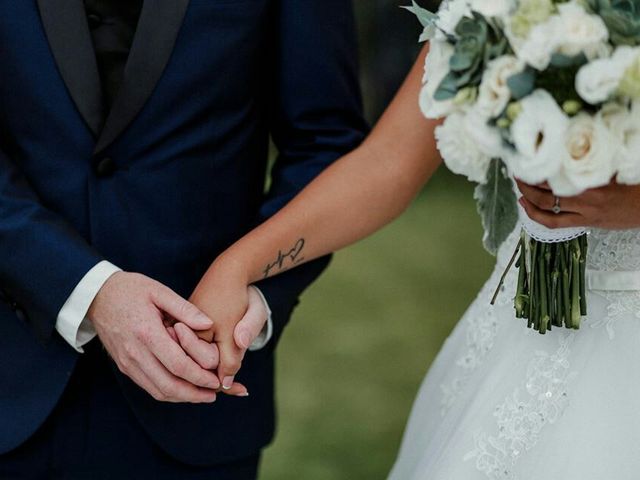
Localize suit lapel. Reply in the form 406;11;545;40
37;0;105;136
94;0;191;154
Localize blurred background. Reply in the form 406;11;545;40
261;1;496;479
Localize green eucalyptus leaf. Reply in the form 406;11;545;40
485;37;509;61
401;1;438;28
592;0;640;45
433;73;460;100
456;16;485;37
549;52;588;68
449;51;476;72
402;1;439;41
507;69;536;99
474;159;518;256
418;27;436;42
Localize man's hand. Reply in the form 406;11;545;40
188;272;269;396
89;271;221;403
517;179;640;230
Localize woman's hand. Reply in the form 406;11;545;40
177;260;269;397
516;179;640;230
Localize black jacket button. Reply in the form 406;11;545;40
95;157;116;177
15;307;28;323
87;13;103;29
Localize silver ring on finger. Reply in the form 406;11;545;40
552;196;562;215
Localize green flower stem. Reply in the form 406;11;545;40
491;236;522;306
545;244;553;331
560;251;566;326
538;243;550;334
551;244;561;327
514;238;528;318
579;234;588;316
528;238;538;329
561;243;572;329
571;239;582;329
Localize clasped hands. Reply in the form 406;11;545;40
89;266;264;403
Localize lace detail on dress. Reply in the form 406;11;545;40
463;334;578;480
440;234;519;416
589;291;640;340
585;228;640;338
440;293;501;415
588;228;640;271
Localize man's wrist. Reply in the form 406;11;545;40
248;286;273;351
87;270;125;326
56;261;122;352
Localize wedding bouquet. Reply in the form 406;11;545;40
407;0;640;333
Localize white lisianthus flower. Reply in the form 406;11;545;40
600;102;640;184
575;46;640;104
548;113;617;195
436;0;472;35
469;0;514;18
506;90;568;184
465;108;510;159
556;2;609;59
435;112;492;183
420;39;456;119
476;55;525;118
618;53;640;99
510;17;561;70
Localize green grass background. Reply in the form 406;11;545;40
260;172;495;479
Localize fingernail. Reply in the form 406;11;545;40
222;376;234;390
238;391;250;397
238;331;251;349
198;312;214;327
211;378;221;389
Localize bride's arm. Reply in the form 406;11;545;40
188;45;444;388
210;44;442;285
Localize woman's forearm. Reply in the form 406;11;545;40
213;45;442;285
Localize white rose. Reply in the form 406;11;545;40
469;0;514;18
556;2;609;59
435;112;493;183
436;0;472;35
548;113;617;195
601;102;640;185
506;90;568;184
476;55;524;118
509;17;560;70
419;39;456;119
576;46;640;104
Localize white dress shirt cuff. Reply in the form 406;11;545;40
249;286;273;351
55;261;122;353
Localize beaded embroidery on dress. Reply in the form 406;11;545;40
388;228;640;480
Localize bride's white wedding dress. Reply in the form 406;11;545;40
389;228;640;480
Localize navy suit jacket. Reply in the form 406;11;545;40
0;0;367;465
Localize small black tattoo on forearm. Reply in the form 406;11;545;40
263;238;306;278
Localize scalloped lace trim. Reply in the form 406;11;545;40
518;203;587;243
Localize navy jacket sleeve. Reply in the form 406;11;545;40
254;0;369;347
0;147;103;343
